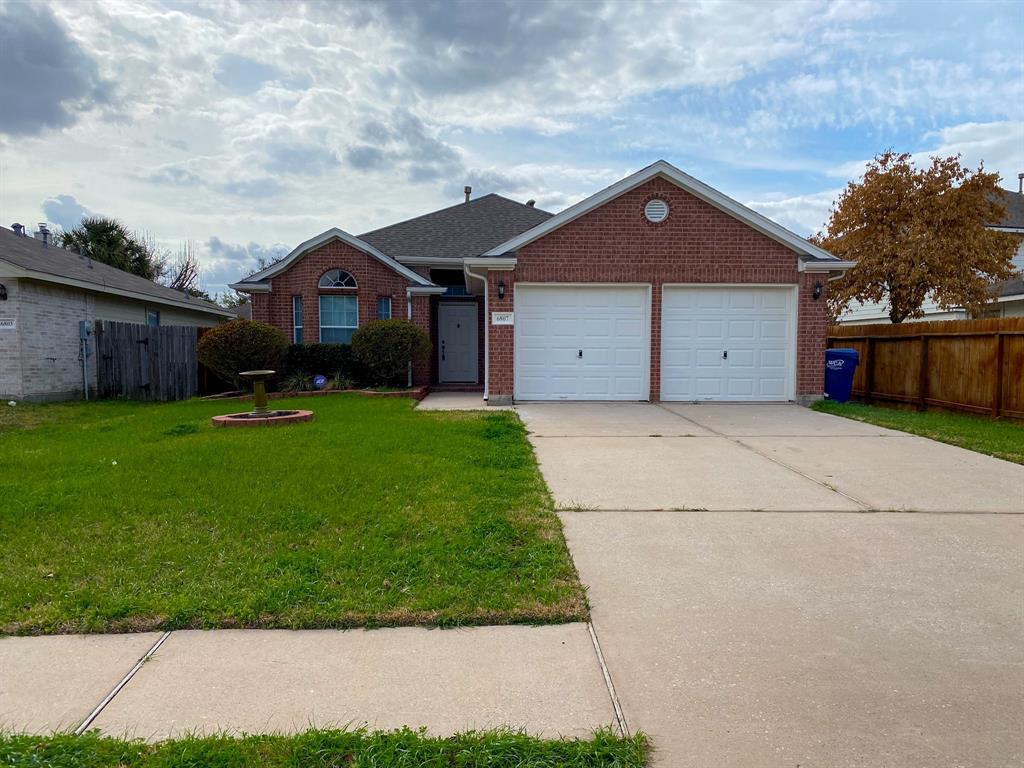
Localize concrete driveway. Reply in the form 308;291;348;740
518;402;1024;512
517;403;1024;767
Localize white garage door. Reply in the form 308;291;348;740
661;285;796;401
515;285;650;401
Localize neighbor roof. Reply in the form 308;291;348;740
990;189;1024;230
359;193;553;262
0;227;234;317
481;160;843;264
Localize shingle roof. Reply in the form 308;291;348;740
994;277;1024;298
358;193;553;261
990;189;1024;229
0;227;232;316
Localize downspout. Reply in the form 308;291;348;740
464;264;489;401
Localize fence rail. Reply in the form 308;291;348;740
94;320;199;401
828;317;1024;419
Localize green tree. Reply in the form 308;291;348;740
817;151;1018;323
58;217;166;281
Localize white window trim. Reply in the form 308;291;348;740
318;269;358;289
319;294;359;343
292;295;303;343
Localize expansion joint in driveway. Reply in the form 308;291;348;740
654;404;873;511
586;621;629;737
74;630;171;734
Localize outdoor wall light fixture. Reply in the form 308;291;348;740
497;280;506;299
0;284;7;301
812;281;823;300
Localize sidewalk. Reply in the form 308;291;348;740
0;624;617;739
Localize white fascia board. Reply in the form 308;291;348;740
989;226;1024;234
407;286;448;295
229;282;271;293
241;228;434;287
799;260;856;273
482;160;841;262
7;263;235;317
464;257;517;269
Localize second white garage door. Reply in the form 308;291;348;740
515;285;650;400
661;285;796;401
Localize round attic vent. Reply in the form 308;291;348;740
644;198;669;223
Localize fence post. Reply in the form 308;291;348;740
993;332;1005;418
864;337;875;405
918;335;929;411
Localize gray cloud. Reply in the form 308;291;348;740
41;194;94;232
345;109;462;183
144;164;202;186
345;144;387;170
263;142;339;175
214;54;284;93
218;178;286;198
206;236;291;284
0;3;113;136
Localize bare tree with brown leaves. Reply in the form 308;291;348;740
816;151;1018;323
165;240;202;295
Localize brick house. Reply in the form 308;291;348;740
232;160;852;405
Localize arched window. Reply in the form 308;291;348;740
318;269;357;288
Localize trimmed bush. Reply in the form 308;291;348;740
197;319;288;389
351;319;431;386
284;343;357;378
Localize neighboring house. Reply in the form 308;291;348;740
839;185;1024;324
0;225;234;401
231;160;852;405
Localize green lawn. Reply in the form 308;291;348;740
0;729;648;768
0;395;586;634
813;400;1024;464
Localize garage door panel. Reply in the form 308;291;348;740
515;286;650;401
661;286;794;402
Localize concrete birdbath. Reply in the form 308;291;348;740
211;370;314;427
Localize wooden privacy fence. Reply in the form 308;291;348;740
828;317;1024;419
94;320;199;401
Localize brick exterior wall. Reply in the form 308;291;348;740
248;238;433;385
487;177;830;400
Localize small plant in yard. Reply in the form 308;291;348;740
197;319;288;389
281;371;314;392
326;372;355;391
352;319;431;386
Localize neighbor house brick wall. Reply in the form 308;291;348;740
0;278;24;399
15;280;98;401
248;239;431;384
488;177;826;400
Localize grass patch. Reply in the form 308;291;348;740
0;395;586;634
0;728;648;767
813;400;1024;464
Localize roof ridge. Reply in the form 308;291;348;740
358;193;546;238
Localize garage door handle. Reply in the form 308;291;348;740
722;350;728;359
577;349;583;358
441;340;445;361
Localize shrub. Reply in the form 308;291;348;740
283;343;357;380
197;319;288;389
281;371;314;393
351;319;431;386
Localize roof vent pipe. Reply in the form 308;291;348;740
35;223;51;246
1018;172;1023;194
464;185;472;203
11;223;25;236
526;199;535;207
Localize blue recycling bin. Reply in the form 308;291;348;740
824;348;859;402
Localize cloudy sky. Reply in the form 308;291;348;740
1;0;1022;296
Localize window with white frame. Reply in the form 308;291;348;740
319;295;358;343
146;308;160;326
318;269;357;288
292;295;303;343
377;296;392;320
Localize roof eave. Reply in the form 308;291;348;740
799;260;856;273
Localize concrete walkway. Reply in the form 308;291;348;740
1;624;616;739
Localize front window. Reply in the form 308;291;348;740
292;296;303;343
318;269;357;288
377;296;392;320
319;295;358;343
146;308;160;326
